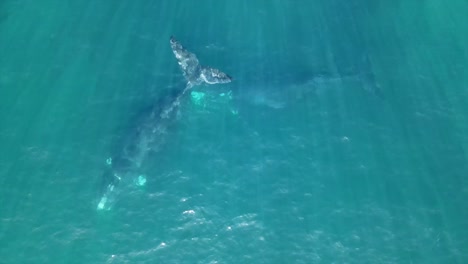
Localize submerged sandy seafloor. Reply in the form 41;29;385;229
0;0;467;263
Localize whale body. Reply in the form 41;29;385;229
97;37;231;210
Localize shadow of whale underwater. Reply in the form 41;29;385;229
97;36;232;210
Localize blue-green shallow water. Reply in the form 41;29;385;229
1;0;467;263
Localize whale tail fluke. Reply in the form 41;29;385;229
170;36;232;86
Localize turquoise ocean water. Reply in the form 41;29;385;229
1;0;467;263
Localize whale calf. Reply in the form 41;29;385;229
97;36;231;210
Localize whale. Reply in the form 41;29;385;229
230;71;379;110
97;36;232;210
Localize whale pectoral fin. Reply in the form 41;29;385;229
200;67;232;84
